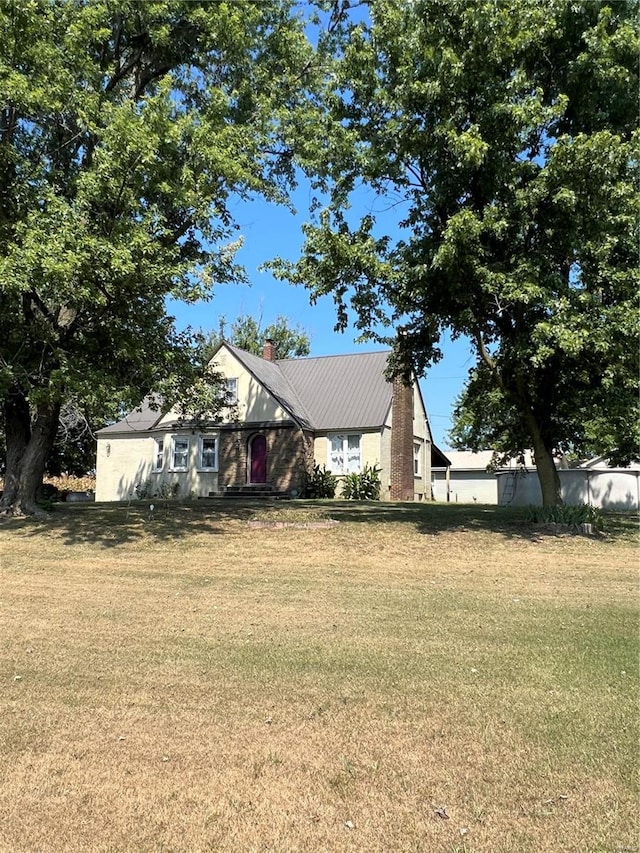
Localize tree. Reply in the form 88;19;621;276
46;400;110;477
273;0;639;505
0;0;320;515
201;313;311;363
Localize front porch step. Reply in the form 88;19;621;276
208;485;291;500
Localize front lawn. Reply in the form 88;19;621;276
1;502;637;852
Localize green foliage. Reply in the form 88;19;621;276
0;0;323;512
134;480;180;501
273;0;640;505
201;313;311;363
341;464;381;501
301;464;337;499
526;503;604;531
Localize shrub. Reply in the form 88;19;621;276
135;480;180;500
341;464;381;500
526;503;604;531
302;464;337;499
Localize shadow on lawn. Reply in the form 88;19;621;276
324;500;637;540
5;500;258;548
318;500;539;538
5;499;635;547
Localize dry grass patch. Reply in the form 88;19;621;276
0;502;637;852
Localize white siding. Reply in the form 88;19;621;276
497;468;640;510
96;433;221;502
432;471;498;504
208;347;291;423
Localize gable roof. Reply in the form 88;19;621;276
577;455;640;470
221;344;394;431
97;345;404;436
279;350;393;431
222;343;313;429
97;396;163;435
432;450;537;471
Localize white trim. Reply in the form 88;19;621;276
414;441;422;477
327;433;362;474
152;437;164;472
169;435;190;472
225;377;238;404
197;434;219;472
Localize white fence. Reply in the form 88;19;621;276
497;468;640;510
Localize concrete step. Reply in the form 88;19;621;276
207;486;291;501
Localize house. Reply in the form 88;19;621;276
431;450;535;504
95;341;442;502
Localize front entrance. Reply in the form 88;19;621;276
249;434;267;483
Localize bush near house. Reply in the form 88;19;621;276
526;503;604;531
301;463;337;499
341;463;382;500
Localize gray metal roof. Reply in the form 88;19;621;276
218;345;395;431
278;350;393;431
96;396;163;435
97;348;395;436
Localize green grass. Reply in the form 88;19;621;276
0;501;637;852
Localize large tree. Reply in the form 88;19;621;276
0;0;321;515
201;313;311;363
274;0;639;505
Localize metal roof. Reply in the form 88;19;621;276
432;450;537;471
277;350;393;431
97;347;395;436
96;396;163;435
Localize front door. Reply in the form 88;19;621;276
249;434;267;483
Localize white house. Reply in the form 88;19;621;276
96;341;442;502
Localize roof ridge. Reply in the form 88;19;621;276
276;348;391;365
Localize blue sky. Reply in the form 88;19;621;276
169;183;475;451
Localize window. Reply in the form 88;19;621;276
225;377;238;403
328;434;361;474
414;442;421;477
170;436;189;471
198;435;218;471
152;437;164;472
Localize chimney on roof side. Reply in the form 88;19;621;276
390;375;415;502
262;338;276;361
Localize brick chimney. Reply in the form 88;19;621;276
262;338;276;361
390;375;415;501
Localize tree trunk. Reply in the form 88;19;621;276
532;440;562;506
520;408;562;506
1;390;31;508
2;400;61;517
475;340;563;507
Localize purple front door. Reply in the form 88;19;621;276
249;434;267;483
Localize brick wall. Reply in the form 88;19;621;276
390;377;415;501
218;426;310;493
218;431;246;488
267;428;313;493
